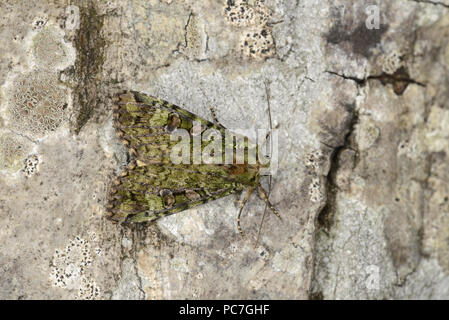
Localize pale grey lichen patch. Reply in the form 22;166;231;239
1;19;74;140
49;236;100;300
425;106;449;152
31;26;75;71
157;207;218;245
6;71;69;138
0;132;34;172
272;245;303;275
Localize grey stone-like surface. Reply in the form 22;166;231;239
0;0;448;299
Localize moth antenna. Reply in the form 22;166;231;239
265;80;273;140
261;80;281;145
255;80;280;247
209;105;221;127
237;187;255;238
198;84;226;130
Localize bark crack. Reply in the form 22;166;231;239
406;0;449;9
317;106;359;231
73;2;106;134
326;67;426;96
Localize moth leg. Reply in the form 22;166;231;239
257;186;281;221
254;176;272;248
237;187;255;238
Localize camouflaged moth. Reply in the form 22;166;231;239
106;90;280;237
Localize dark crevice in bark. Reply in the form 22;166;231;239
317;106;359;231
407;0;449;8
310;104;359;299
368;67;426;95
326;70;365;85
73;3;105;134
309;291;324;300
326;66;426;95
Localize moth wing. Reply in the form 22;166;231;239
113;90;223;163
106;163;246;223
108;90;261;224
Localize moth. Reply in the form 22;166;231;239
106;90;280;237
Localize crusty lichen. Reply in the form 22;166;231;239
240;27;275;60
7;71;69;137
22;154;39;177
223;0;276;60
223;0;271;27
50;236;100;300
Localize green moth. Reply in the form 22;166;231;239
106;90;280;237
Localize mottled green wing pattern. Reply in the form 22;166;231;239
107;163;246;223
106;90;261;224
112;91;214;163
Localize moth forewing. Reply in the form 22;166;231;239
106;90;279;237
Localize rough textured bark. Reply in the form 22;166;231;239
0;0;448;299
